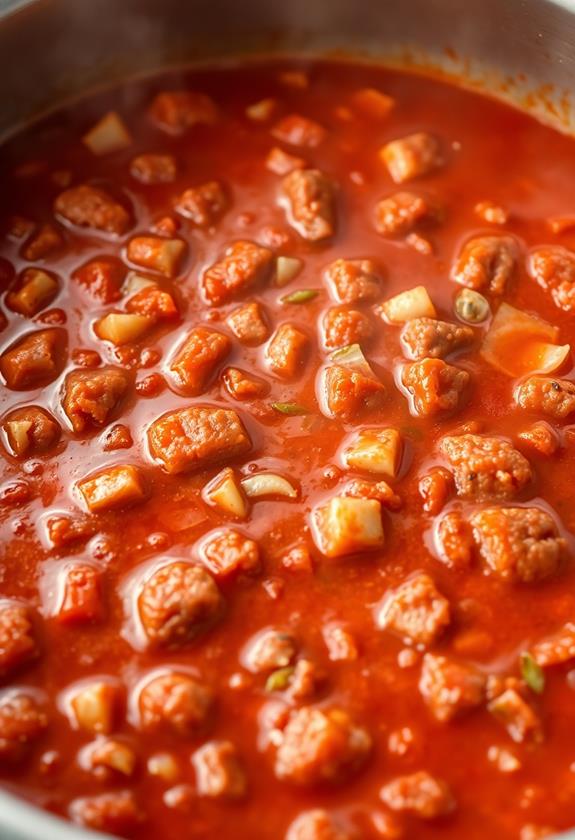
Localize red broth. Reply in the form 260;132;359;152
1;59;575;840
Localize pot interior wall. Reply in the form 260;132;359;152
1;0;575;138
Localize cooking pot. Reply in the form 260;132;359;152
0;0;574;836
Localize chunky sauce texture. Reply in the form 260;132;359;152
1;59;575;840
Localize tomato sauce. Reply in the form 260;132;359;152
1;59;575;840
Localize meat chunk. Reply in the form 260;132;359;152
321;307;374;351
174;180;228;226
242;628;297;673
266;146;306;175
192;740;247;799
418;466;452;515
62;367;131;433
149;90;218;134
6;267;59;316
439;434;532;501
227;301;269;345
130;153;177;184
54;184;131;235
71;257;124;303
127;236;186;277
138;671;213;735
201;241;274;305
312;496;384;558
21;223;64;261
380;133;443;183
55;564;103;625
488;688;543;743
0;602;38;677
200;529;260;579
451;235;518;295
321;364;386;420
374;191;437;237
377;573;450;647
419;653;485;721
147;406;251;475
0;690;48;761
528;245;575;312
274;706;372;786
401;318;474;360
281;169;336;242
530;623;575;667
77;465;146;513
435;510;474;569
517;421;559;456
2;406;61;457
267;323;309;378
286;809;356;840
342;478;401;511
169;327;230;395
222;366;269;400
515;376;575;420
137;561;223;648
470;506;565;583
380;771;455;819
272;114;326;148
126;292;177;331
402;358;469;416
324;258;381;304
69;790;143;835
0;328;67;390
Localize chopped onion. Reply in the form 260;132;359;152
203;467;247;518
481;302;570;376
95;312;153;345
342;428;403;477
245;98;277;122
82;111;132;156
122;272;157;296
379;285;436;324
330;343;375;378
241;473;298;499
276;256;303;287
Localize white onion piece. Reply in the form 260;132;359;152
481;302;570;376
82;111;132;156
241;473;297;499
276;256;303;287
379;285;436;324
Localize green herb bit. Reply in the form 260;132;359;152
281;289;319;304
520;651;545;694
271;402;309;416
265;666;295;692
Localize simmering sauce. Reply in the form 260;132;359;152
1;59;575;839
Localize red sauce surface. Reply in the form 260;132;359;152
1;59;575;840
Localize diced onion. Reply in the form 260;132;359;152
82;111;132;156
123;272;157;296
481;302;570;376
379;285;436;324
342;428;402;477
276;256;303;287
241;473;298;499
95;313;153;345
245;98;277;122
203;468;247;518
330;343;375;378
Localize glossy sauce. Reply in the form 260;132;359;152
1;59;575;840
